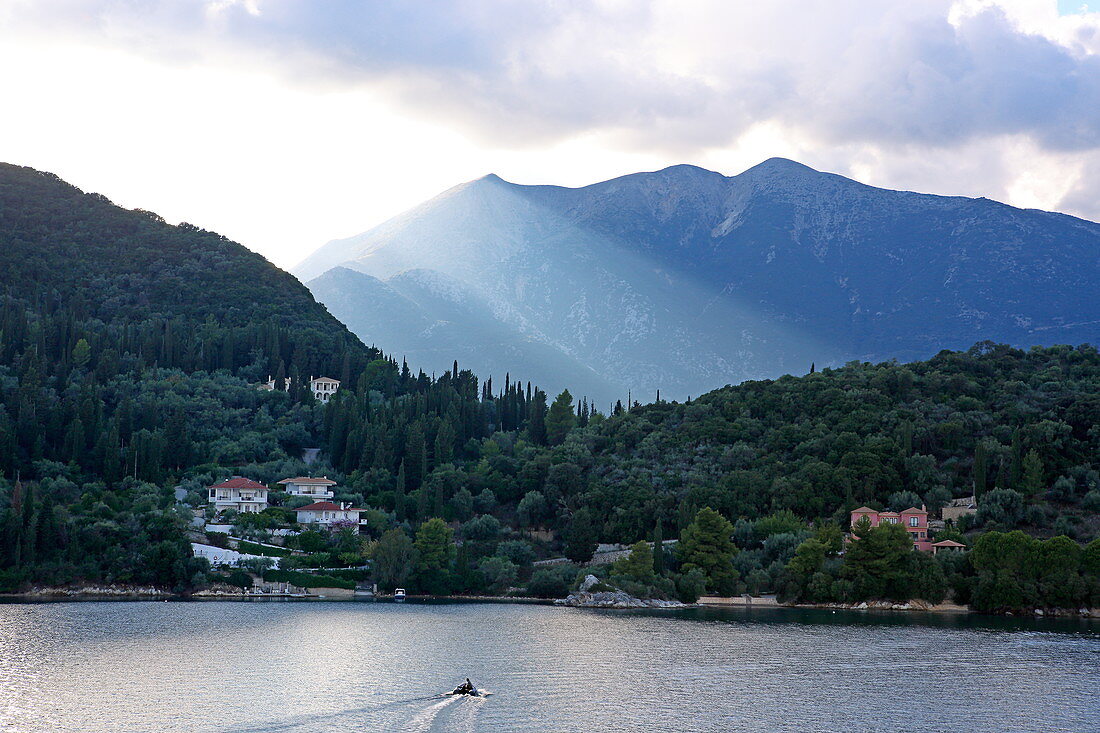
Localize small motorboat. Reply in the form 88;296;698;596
394;588;406;602
450;678;479;697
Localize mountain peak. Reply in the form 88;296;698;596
741;157;819;176
656;163;720;176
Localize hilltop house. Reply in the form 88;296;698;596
850;506;932;552
207;477;270;514
294;501;363;528
277;476;337;500
309;376;340;403
259;375;341;403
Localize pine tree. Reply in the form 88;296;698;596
563;508;599;563
71;338;91;369
1020;450;1044;495
678;507;738;595
545;390;576;446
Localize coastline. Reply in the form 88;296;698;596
697;595;1099;618
3;587;1097;619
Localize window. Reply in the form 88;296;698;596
909;516;919;527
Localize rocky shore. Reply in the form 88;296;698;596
4;585;171;598
553;575;691;609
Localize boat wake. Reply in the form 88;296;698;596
401;691;487;733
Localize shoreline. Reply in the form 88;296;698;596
3;587;1097;619
697;595;1099;618
699;595;970;614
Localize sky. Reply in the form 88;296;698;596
1;1;1099;270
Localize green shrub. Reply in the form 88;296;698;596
527;567;573;598
262;569;355;590
205;532;230;549
224;569;253;589
237;540;290;557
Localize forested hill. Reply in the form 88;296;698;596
0;163;383;591
0;162;370;377
318;342;1100;548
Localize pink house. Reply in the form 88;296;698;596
850;505;932;552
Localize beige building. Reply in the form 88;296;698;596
259;375;341;403
207;477;269;514
294;501;363;528
942;496;977;522
278;476;337;500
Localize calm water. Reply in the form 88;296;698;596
0;601;1097;732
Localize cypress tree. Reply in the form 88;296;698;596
1009;429;1023;487
394;461;407;520
652;522;666;576
528;389;547;445
973;441;988;497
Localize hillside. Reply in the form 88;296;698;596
0;163;370;376
0;163;382;591
302;159;1100;405
309;341;1100;602
322;342;1100;539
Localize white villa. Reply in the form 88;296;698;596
259;375;341;403
207;477;270;514
309;377;340;403
294;501;363;528
277;476;337;500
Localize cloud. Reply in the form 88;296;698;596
4;0;1100;221
8;2;1098;146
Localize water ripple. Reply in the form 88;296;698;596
0;601;1095;732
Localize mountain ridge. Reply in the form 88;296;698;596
300;159;1100;404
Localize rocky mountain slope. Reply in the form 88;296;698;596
300;159;1100;405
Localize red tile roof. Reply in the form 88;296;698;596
931;539;966;547
852;506;876;513
277;477;337;485
208;478;268;490
901;507;928;515
294;501;362;512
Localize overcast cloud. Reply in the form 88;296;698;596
2;0;1099;264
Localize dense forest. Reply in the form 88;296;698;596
0;162;1098;612
0;163;376;589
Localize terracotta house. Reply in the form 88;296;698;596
850;505;932;552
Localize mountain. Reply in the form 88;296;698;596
299;159;1100;405
0;162;372;378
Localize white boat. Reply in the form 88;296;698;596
394;588;406;602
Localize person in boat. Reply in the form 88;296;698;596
452;678;477;696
